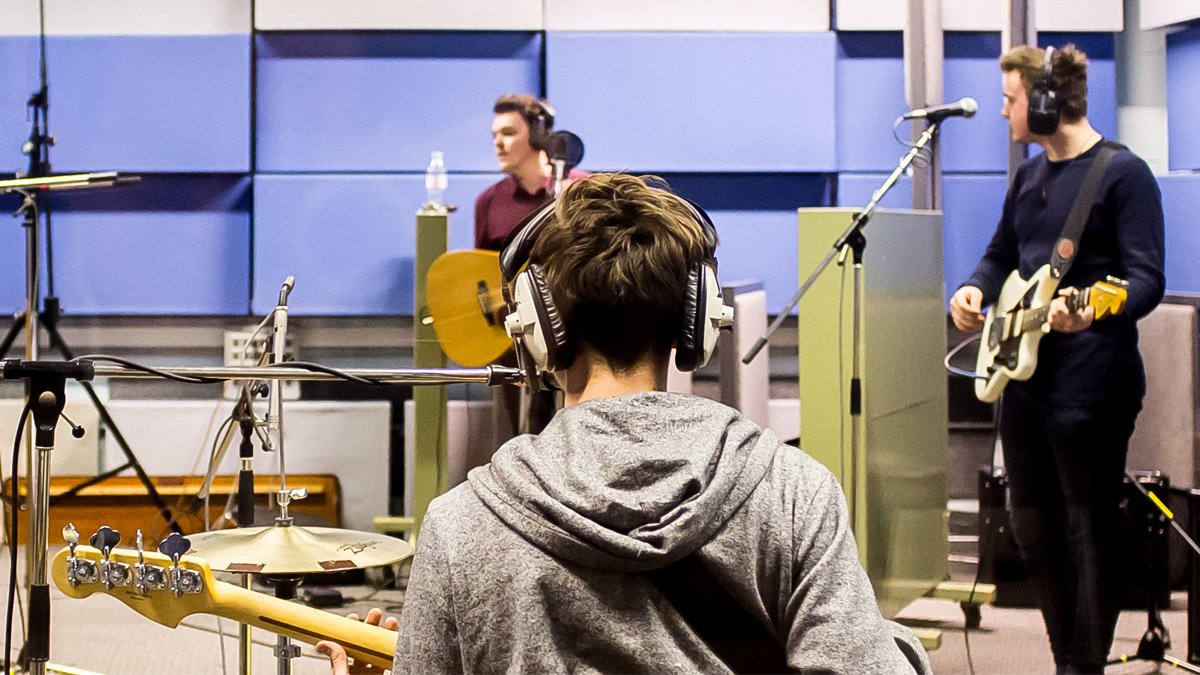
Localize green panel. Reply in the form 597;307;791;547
797;208;949;618
411;208;450;542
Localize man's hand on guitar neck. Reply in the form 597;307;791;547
1048;287;1095;334
950;286;986;333
317;608;398;675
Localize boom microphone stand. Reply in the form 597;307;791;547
0;0;173;535
738;120;944;523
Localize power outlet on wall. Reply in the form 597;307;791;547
222;328;300;402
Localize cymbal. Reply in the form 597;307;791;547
187;525;413;575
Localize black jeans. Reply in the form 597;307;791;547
1000;384;1141;674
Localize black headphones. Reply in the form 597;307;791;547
527;99;556;152
1027;46;1060;136
499;192;734;376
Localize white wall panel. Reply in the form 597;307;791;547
836;0;1121;32
545;0;828;32
255;0;542;31
1;0;250;35
1141;0;1200;29
104;400;390;532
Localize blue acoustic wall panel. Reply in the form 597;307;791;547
252;173;500;316
1159;175;1200;295
0;195;31;317
658;173;832;314
942;173;1010;296
836;172;913;210
256;32;541;173
942;33;1008;172
0;176;252;315
835;33;907;173
546;33;837;172
46;36;249;173
0;38;45;174
840;171;1009;304
836;32;1117;173
1167;27;1200;171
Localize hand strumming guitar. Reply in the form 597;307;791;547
950;286;986;333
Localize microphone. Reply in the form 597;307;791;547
902;97;978;122
546;130;585;197
266;276;295;438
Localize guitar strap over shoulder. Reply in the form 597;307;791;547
1049;141;1118;279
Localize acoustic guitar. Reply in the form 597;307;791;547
974;264;1128;402
424;249;512;366
51;543;398;670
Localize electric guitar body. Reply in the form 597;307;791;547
424;249;511;367
974;264;1128;403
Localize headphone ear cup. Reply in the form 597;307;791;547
1027;87;1060;135
675;264;731;372
505;266;572;372
528;113;548;151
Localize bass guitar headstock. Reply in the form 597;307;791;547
52;525;215;628
1068;276;1129;320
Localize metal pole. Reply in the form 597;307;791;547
1003;0;1037;179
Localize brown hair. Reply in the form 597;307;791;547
529;173;715;372
493;94;554;134
1000;43;1089;123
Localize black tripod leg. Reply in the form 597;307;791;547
41;315;182;534
0;312;27;358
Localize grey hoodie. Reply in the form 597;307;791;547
395;392;930;674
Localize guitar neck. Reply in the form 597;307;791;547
210;580;397;669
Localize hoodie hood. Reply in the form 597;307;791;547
468;392;780;573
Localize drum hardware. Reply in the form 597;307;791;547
2;357;517;673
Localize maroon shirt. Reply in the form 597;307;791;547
473;176;551;251
473;170;591;251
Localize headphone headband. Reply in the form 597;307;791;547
499;184;732;375
500;191;717;284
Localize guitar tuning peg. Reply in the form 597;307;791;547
157;532;191;563
89;526;121;554
62;523;79;548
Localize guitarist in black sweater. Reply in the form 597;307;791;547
950;44;1165;673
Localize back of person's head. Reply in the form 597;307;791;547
1000;43;1089;123
529;173;715;372
493;94;555;146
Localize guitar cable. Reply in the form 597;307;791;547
4;401;31;675
944;333;986;380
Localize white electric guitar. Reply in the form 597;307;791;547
51;537;399;670
974;264;1128;403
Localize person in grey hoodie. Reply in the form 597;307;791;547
321;173;930;674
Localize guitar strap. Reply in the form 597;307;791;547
645;555;790;674
1049;141;1118;279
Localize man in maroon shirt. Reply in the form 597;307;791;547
474;94;561;445
474;94;558;251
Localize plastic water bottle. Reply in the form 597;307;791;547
424;150;448;210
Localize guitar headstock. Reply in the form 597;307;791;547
1068;276;1129;321
51;540;217;628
